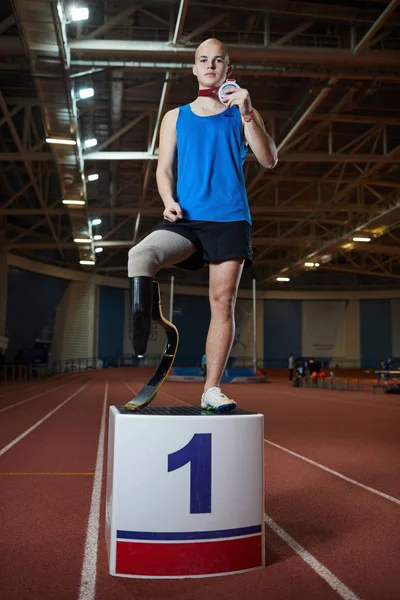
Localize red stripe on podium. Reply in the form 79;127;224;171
116;535;262;577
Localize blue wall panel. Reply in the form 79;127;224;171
6;267;69;362
263;300;302;367
173;294;211;366
98;286;125;361
360;299;392;368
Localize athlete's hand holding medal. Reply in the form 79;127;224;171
218;79;255;122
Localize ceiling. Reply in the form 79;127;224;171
1;0;400;290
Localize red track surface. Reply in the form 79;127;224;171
1;368;399;600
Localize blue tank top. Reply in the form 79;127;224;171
175;104;251;224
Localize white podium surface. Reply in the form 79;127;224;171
106;405;264;579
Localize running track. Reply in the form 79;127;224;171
0;368;399;600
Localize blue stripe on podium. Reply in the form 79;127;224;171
117;524;262;541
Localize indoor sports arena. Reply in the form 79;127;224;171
1;1;400;599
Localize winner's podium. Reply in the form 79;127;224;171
106;405;264;579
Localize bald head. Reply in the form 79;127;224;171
195;38;230;64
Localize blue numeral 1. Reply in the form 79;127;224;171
168;433;212;514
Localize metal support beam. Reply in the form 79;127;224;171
0;104;22;129
180;13;228;43
132;0;189;242
67;60;400;82
0;153;60;161
273;22;314;46
96;113;148;152
368;29;393;49
259;190;400;284
2;236;319;250
84;5;141;40
247;77;337;194
81;151;400;163
0;92;63;256
139;8;170;27
321;265;400;280
282;86;358;154
354;0;400;55
68;40;400;67
351;243;400;256
0;181;32;210
22;106;31;149
0;14;15;35
0;204;389;217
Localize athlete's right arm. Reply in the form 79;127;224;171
156;108;182;222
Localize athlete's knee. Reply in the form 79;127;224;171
209;290;236;318
127;245;161;278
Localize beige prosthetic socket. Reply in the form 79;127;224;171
127;229;196;278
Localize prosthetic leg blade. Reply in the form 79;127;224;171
130;276;153;356
125;281;179;410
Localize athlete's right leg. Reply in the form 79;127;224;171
127;230;196;355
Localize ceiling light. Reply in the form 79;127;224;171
87;173;99;181
79;260;95;266
91;218;102;226
46;137;76;145
352;237;371;243
84;138;97;148
93;234;102;241
78;87;94;100
62;199;85;206
71;7;89;21
95;247;103;253
304;262;314;267
74;237;91;243
314;263;320;267
277;277;290;282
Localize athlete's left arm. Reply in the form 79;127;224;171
243;109;278;169
225;87;278;168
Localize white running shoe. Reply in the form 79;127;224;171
201;386;236;412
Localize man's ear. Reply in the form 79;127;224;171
226;65;232;77
192;64;197;77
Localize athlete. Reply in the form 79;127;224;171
128;38;277;411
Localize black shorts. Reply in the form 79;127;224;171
155;219;253;270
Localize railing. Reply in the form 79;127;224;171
263;357;400;370
263;357;359;369
0;363;51;384
48;353;262;374
2;354;396;385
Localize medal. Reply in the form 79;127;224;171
218;79;240;104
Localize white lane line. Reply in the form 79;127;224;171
124;381;364;598
122;380;137;400
0;373;74;399
0;379;78;414
125;382;194;408
264;514;361;600
264;438;400;506
122;381;193;407
124;380;380;597
78;381;108;600
126;383;400;505
276;388;400;411
0;381;90;458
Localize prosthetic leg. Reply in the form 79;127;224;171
130;276;153;356
125;279;178;410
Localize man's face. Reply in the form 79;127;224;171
193;42;230;88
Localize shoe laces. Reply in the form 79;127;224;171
206;386;227;399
